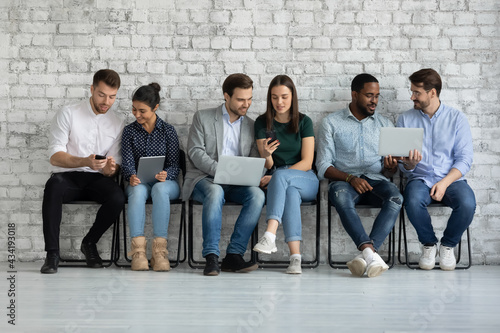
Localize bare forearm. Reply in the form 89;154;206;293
50;151;90;169
323;166;351;182
289;159;313;172
438;168;463;187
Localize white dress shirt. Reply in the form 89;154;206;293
48;99;124;173
221;103;242;156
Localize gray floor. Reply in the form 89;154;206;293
1;262;499;333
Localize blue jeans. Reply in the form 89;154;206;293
266;169;319;243
329;176;402;250
192;178;265;257
403;179;476;247
125;180;180;239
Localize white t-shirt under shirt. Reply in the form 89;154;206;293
48;99;125;174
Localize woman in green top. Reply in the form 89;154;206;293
252;75;319;274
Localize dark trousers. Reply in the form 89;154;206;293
42;172;125;251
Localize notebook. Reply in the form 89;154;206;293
136;156;165;183
378;127;424;157
213;155;266;187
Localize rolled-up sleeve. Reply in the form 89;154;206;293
451;113;473;176
48;106;71;158
316;117;336;180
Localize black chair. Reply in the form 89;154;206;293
188;200;257;269
327;180;396;269
114;149;187;268
59;200;118;268
328;201;396;269
397;173;471;269
253;192;321;269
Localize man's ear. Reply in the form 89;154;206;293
431;88;438;99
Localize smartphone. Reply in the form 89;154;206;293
265;130;278;144
95;154;106;160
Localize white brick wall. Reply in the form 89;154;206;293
1;0;499;264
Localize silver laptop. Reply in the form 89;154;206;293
214;155;266;187
136;156;165;183
378;127;424;156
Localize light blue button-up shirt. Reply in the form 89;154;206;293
396;103;473;187
316;108;394;181
221;103;242;156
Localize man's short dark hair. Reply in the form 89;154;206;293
409;68;442;97
93;69;121;89
351;73;379;92
222;73;253;97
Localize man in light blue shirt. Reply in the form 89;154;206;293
397;68;476;271
316;73;403;278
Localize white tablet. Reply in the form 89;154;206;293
214;155;266;187
136;156;165;183
378;127;424;157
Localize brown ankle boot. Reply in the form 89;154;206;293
128;236;149;271
151;237;170;271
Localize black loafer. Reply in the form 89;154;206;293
203;254;220;276
80;241;103;268
40;253;60;274
221;253;258;273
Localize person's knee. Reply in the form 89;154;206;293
458;198;476;215
389;193;403;208
203;184;225;205
151;182;177;201
108;186;125;206
403;194;421;210
44;174;67;194
329;187;353;208
128;185;148;201
248;187;265;207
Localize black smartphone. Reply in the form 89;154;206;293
95;154;106;160
265;130;278;144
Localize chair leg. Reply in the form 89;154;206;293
397;213;407;265
170;202;186;268
255;200;320;269
188;201;206;269
400;211;471;270
328;201;395;269
59;219;116;268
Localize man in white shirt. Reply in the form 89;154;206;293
41;69;125;274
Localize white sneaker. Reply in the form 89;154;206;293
419;244;437;270
439;245;456;271
286;257;302;274
253;235;277;254
346;254;367;277
366;252;389;278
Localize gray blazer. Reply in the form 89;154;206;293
182;104;257;201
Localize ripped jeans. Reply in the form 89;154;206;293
328;176;402;250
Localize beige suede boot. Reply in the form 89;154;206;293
128;236;149;271
151;237;170;271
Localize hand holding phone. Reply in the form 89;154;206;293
265;130;278;144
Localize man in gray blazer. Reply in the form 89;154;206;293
183;73;265;276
